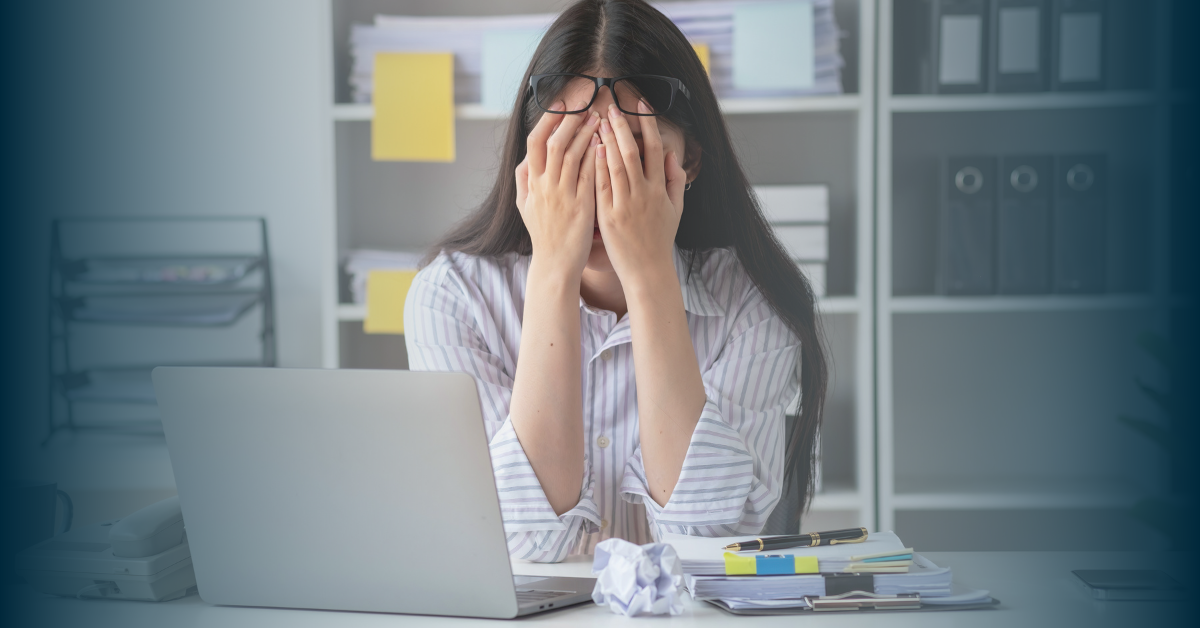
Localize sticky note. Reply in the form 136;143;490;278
692;42;711;75
372;52;455;162
482;28;545;113
792;555;819;573
364;269;418;334
756;555;796;575
733;1;814;90
723;552;756;575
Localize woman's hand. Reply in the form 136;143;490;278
595;101;687;287
515;100;600;282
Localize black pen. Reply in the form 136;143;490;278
722;527;868;552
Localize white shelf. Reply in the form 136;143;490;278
887;294;1156;314
339;297;861;323
886;91;1159;113
331;95;861;122
891;478;1145;511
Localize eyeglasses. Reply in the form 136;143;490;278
528;73;691;116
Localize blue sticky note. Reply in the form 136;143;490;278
481;28;545;113
733;1;815;90
756;555;795;575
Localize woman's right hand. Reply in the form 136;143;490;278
515;100;600;281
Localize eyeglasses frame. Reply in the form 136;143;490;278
527;72;692;117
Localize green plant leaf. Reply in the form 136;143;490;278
1117;415;1173;453
1136;331;1173;372
1135;378;1173;418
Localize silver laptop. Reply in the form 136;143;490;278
153;367;595;619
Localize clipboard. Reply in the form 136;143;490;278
707;593;1001;615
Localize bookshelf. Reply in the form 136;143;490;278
875;0;1176;549
318;0;877;530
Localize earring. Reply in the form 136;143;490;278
684;181;693;191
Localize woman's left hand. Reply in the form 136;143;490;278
595;101;688;286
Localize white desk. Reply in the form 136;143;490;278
5;552;1188;627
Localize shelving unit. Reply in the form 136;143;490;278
317;0;876;531
47;217;276;442
875;0;1175;549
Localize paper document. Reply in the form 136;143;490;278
665;530;907;575
372;52;455;162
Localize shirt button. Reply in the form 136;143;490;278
600;519;609;530
600;349;612;361
597;435;610;448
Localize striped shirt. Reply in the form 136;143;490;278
404;246;800;563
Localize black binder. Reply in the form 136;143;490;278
933;0;989;93
1053;154;1107;293
997;155;1052;293
1050;0;1106;91
991;0;1050;92
939;156;997;295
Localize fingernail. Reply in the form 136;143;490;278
608;103;622;117
600;118;611;134
589;133;600;147
554;100;564;111
586;111;599;126
597;144;606;159
638;99;650;114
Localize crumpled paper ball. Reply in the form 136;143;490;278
591;538;684;616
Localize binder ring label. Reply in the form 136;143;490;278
955;166;984;194
1066;164;1094;191
1010;165;1038;193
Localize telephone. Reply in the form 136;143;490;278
15;496;196;601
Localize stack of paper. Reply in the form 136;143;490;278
753;184;829;296
658;0;844;98
662;531;992;609
348;1;843;106
344;249;425;305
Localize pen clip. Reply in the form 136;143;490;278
828;535;868;545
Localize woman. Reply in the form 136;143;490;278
405;0;826;563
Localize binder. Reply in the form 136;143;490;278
991;0;1050;92
932;0;989;93
1051;0;1105;91
939;156;997;295
1053;154;1107;293
997;155;1052;293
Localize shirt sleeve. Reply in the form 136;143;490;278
619;289;799;539
404;258;601;563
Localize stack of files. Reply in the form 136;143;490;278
349;0;844;106
662;531;993;610
344;249;425;305
655;0;844;98
754;184;828;296
349;13;555;105
70;294;260;326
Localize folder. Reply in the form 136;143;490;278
773;225;827;261
372;52;455;162
1053;154;1107;293
754;185;829;223
939;156;997;295
1051;0;1105;91
364;269;418;334
997;155;1052;294
933;0;989;94
991;0;1050;92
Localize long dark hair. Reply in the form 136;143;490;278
433;0;828;519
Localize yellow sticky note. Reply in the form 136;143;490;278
364;269;418;335
793;556;819;574
692;43;711;76
723;552;756;575
372;52;455;162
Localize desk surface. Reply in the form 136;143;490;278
5;551;1189;627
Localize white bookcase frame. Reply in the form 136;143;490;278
316;0;877;530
